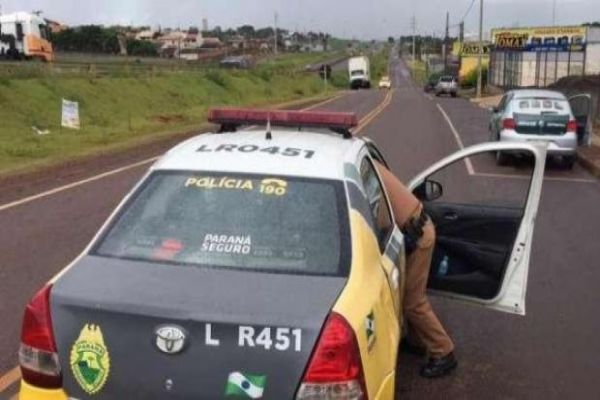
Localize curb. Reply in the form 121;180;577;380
577;146;600;178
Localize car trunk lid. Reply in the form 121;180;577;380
51;256;347;399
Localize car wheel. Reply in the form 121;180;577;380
564;156;576;170
451;92;457;98
496;151;510;166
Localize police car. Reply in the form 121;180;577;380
18;109;547;399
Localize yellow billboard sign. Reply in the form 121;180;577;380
491;26;587;51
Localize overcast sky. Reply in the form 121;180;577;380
2;0;598;39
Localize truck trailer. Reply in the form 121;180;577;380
348;56;371;89
0;12;54;61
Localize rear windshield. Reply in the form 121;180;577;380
515;97;569;112
93;172;350;277
440;76;454;82
351;70;365;76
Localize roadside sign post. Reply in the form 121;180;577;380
61;99;81;130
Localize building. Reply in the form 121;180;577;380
135;29;155;41
453;41;491;79
489;25;600;88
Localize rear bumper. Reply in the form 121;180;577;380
435;85;457;93
350;79;370;88
499;130;577;156
18;380;68;400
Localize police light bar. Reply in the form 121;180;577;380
208;108;358;138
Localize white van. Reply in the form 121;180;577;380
348;56;371;89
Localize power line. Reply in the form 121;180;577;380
460;0;477;22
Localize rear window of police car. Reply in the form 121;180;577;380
94;172;351;277
513;97;571;134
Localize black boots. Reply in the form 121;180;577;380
420;352;458;378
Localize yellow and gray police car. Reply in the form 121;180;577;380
18;109;547;399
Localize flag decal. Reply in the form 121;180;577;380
225;371;266;398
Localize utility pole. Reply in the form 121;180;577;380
274;12;279;55
459;21;465;43
443;12;449;74
410;15;416;62
476;0;484;98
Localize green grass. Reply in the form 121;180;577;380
0;56;339;174
406;59;427;85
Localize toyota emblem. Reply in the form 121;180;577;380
155;325;187;354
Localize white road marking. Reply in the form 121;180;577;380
436;103;475;175
0;157;159;213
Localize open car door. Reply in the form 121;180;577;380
408;142;547;315
568;94;593;146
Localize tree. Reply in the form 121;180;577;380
583;22;600;27
50;25;120;53
255;27;274;39
237;25;255;38
388;36;395;44
126;39;158;56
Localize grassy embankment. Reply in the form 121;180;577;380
0;52;340;175
406;59;428;86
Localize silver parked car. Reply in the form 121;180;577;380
489;89;582;168
435;76;458;97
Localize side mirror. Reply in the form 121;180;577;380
413;180;443;202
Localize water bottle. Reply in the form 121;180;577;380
438;256;449;277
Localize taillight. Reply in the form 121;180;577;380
567;120;577;133
502;118;516;130
19;285;62;388
296;313;367;400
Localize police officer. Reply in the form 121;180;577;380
376;163;457;378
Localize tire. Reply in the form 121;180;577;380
451;92;457;98
496;151;510;166
563;156;576;170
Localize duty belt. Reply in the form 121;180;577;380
403;209;429;255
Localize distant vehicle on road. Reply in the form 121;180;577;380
378;75;392;89
0;12;54;61
435;76;458;97
220;55;254;69
17;107;548;400
489;89;584;168
348;55;371;89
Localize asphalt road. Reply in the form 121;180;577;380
1;54;599;398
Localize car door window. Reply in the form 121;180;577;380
360;158;394;252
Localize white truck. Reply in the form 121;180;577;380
348;56;370;89
0;12;54;61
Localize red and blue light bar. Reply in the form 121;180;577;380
208;108;358;138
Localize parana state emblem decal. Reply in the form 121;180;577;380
70;324;111;395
